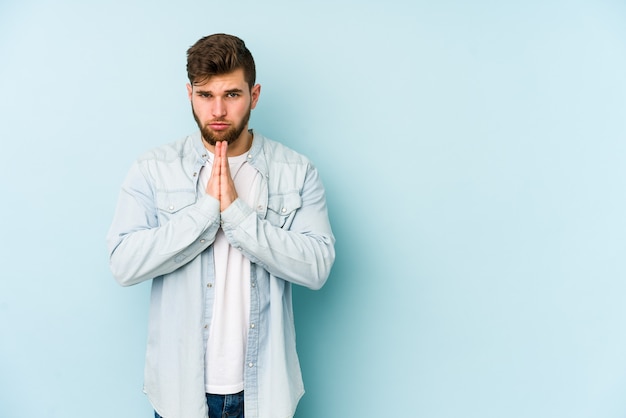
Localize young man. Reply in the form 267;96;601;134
106;34;335;418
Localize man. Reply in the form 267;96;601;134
106;34;335;418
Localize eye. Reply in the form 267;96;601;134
226;92;240;98
198;92;211;98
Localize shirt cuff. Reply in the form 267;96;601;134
221;198;254;230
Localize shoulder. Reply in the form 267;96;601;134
136;134;198;164
255;132;311;166
252;133;321;193
128;134;201;187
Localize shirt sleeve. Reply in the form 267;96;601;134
106;160;221;286
220;163;335;290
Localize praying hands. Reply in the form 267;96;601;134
206;140;239;212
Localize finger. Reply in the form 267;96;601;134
205;143;221;198
221;140;228;165
219;141;238;211
221;141;231;178
214;143;223;179
211;144;220;176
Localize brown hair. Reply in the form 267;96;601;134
186;33;256;88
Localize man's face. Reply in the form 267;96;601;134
187;68;260;148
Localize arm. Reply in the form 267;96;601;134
106;161;221;286
221;163;335;290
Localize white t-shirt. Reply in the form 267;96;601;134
199;151;261;394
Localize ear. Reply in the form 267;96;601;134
186;83;193;100
250;84;261;109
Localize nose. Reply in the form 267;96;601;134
212;98;226;118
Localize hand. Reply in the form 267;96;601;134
206;141;238;212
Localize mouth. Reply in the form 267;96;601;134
208;122;230;131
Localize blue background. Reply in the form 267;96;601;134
1;1;626;417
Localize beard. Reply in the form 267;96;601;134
192;104;252;147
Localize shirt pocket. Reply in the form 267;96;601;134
265;192;302;229
155;190;197;223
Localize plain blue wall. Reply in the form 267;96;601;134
2;1;626;417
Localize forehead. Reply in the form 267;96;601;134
192;68;247;90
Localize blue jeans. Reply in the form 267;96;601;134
155;391;244;418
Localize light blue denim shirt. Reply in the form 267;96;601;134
106;131;335;418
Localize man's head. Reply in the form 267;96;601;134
186;33;256;89
186;34;261;152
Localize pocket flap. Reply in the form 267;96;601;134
267;192;302;216
156;190;196;214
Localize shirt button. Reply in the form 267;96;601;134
200;239;205;243
250;323;255;329
281;207;287;213
169;205;175;211
247;154;252;159
204;324;208;329
207;283;213;288
248;362;254;368
251;282;256;287
257;205;263;211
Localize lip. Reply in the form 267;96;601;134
209;122;230;131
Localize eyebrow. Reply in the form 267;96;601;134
195;88;245;95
